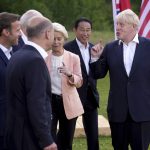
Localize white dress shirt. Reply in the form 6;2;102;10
21;30;28;44
76;38;90;74
27;41;48;59
50;54;64;95
0;44;12;59
123;34;139;76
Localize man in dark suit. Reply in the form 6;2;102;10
5;16;57;150
0;12;20;150
12;9;43;52
90;9;150;150
64;17;99;150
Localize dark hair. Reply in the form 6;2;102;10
0;12;20;36
74;17;92;29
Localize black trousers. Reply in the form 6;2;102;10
51;94;77;150
109;114;150;150
82;86;99;150
0;136;4;150
82;108;99;150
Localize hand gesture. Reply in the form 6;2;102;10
58;62;72;77
91;41;104;58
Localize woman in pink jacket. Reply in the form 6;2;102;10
45;22;84;150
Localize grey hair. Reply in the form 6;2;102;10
116;9;140;31
52;22;68;39
20;9;43;28
26;17;52;38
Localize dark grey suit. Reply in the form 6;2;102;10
5;45;53;150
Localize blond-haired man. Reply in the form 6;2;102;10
91;9;150;150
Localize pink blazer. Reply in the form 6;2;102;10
45;50;84;119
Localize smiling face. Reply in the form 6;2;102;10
74;21;92;46
7;20;21;47
52;31;65;55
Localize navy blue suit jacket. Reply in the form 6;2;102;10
91;37;150;122
5;45;53;150
0;49;8;136
64;39;99;108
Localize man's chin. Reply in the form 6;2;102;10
116;36;121;40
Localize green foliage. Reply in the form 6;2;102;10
67;31;114;45
0;0;142;31
0;0;52;19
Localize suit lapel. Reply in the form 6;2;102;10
117;42;128;77
0;48;9;65
73;40;87;75
63;50;69;67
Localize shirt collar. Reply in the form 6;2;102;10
21;30;28;44
27;41;48;59
76;38;89;49
118;34;139;45
0;44;12;54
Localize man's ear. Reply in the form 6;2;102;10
2;28;10;36
45;29;50;40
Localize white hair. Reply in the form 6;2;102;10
52;22;68;39
116;9;140;31
20;9;43;28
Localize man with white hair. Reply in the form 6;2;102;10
5;16;57;150
90;9;150;150
12;9;43;52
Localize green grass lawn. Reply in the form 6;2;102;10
73;136;113;150
97;74;110;118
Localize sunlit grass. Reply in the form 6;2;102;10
73;136;113;150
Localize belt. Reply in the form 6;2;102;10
52;93;62;99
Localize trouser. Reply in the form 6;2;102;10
51;94;77;150
82;108;99;150
109;114;150;150
0;136;4;150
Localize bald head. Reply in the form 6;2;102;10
26;16;53;39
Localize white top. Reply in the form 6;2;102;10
122;34;139;76
50;54;64;95
27;41;48;59
76;38;90;74
0;44;12;59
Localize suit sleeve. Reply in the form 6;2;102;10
90;45;109;79
24;57;53;148
68;55;83;88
